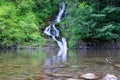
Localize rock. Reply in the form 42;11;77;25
13;65;20;68
77;72;82;75
70;65;80;68
21;71;30;75
114;64;120;68
80;73;99;80
102;74;118;80
12;78;24;80
46;72;73;78
67;78;79;80
73;74;80;79
45;65;65;69
0;71;3;74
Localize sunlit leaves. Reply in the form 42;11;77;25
0;0;46;47
17;0;34;15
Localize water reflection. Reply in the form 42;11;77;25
0;49;120;79
44;49;120;67
43;49;120;79
0;50;46;80
68;49;120;63
57;49;67;63
44;49;67;74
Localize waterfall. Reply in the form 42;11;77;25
44;2;67;50
55;2;65;23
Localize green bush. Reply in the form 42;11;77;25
61;1;120;47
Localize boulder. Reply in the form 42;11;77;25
80;73;99;80
67;78;79;80
114;64;120;68
102;74;118;80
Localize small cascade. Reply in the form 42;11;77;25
55;2;65;23
44;23;59;37
44;1;67;50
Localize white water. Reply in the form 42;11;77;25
44;2;67;50
44;23;59;37
44;49;67;66
55;2;65;23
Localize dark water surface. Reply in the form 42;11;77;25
0;49;120;80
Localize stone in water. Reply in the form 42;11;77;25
80;73;99;80
103;74;118;80
114;64;120;68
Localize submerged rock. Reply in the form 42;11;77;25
46;72;73;78
45;65;64;69
70;65;80;68
0;71;3;74
13;65;21;68
114;64;120;68
67;78;79;80
80;73;99;80
102;74;118;80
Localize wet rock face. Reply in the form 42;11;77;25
102;74;118;80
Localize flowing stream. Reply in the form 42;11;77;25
44;2;67;50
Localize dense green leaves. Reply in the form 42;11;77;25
61;1;120;47
0;0;58;48
0;0;120;48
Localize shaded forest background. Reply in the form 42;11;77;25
0;0;120;48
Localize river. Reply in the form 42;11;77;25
0;49;120;80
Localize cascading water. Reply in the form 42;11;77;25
55;2;65;23
44;1;67;50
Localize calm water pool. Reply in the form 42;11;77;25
0;49;120;80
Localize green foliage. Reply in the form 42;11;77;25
0;0;120;48
61;2;94;47
32;0;59;24
61;1;120;47
0;0;58;47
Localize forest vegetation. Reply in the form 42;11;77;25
0;0;120;48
